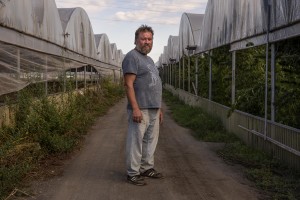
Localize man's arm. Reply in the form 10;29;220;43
124;73;142;123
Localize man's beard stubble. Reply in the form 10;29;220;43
136;44;152;55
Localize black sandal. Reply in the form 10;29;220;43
141;168;164;179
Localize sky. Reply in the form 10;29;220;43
55;0;208;62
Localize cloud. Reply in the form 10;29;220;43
55;0;207;25
56;0;113;13
145;0;207;12
114;0;207;25
115;10;180;25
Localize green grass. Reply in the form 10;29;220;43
163;89;300;200
0;79;125;199
163;90;238;143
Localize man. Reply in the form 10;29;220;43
122;25;163;186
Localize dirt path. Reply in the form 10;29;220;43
21;98;262;200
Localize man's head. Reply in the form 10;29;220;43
134;25;154;55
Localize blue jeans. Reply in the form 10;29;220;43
126;108;160;176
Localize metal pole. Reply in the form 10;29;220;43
63;58;66;92
232;51;236;105
113;69;116;83
209;50;212;100
195;56;198;96
169;64;172;85
271;43;276;122
264;0;271;140
75;67;78;90
84;65;87;90
183;55;185;90
167;64;169;84
17;48;20;80
174;62;177;88
188;56;191;93
179;58;181;89
45;55;48;96
173;63;175;86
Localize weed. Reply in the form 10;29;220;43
0;80;125;199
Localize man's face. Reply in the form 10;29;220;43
135;31;153;55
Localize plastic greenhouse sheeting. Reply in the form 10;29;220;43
162;46;169;65
0;41;88;95
94;34;113;65
110;43;118;66
0;0;64;46
160;0;300;61
0;0;124;96
167;36;179;62
196;0;300;53
179;13;204;57
58;8;96;58
159;13;203;65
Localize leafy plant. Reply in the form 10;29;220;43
0;79;125;199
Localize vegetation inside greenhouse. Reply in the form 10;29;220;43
169;37;300;129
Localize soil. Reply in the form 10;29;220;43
12;98;265;200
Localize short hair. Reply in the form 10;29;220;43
134;24;154;44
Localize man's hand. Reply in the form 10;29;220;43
133;108;143;123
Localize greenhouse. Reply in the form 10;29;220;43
0;0;123;97
159;0;300;170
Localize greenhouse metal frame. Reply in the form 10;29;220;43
158;0;300;170
0;0;124;97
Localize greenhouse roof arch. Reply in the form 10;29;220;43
162;46;169;65
167;36;180;62
58;7;98;59
0;0;121;70
156;54;163;68
178;13;204;58
110;43;123;67
115;49;124;68
110;43;118;63
0;0;124;96
94;33;113;64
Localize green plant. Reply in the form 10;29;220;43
163;90;238;143
0;80;125;199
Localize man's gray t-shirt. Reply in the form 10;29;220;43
122;49;162;110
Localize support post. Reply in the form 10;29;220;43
45;55;48;96
179;58;181;89
232;51;236;105
63;58;66;93
195;56;198;96
271;43;276;122
209;50;212;100
75;67;78;90
264;0;271;140
183;56;185;91
84;65;87;90
17;48;20;80
188;56;191;93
